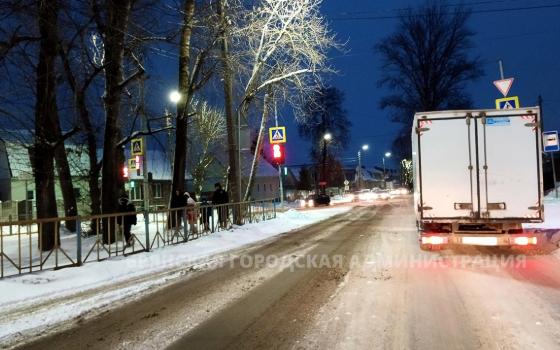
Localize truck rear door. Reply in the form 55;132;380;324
417;115;476;219
478;111;542;220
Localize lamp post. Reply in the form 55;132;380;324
383;151;392;189
358;144;369;190
166;89;182;166
321;133;332;193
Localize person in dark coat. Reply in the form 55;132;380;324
168;189;186;230
200;196;212;232
212;183;229;228
117;196;137;246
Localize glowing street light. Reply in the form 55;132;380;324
320;133;333;192
169;90;181;104
358;144;369;190
383;151;392;188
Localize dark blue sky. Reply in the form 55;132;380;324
301;0;560;171
150;0;560;171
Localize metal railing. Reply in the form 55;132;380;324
0;199;277;278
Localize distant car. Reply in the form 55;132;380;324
390;187;410;196
355;189;378;201
300;194;331;208
373;189;390;200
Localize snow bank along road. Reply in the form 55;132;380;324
13;197;560;349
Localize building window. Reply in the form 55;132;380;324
26;190;34;200
263;183;266;192
130;184;143;201
153;183;162;198
269;184;272;191
257;184;260;192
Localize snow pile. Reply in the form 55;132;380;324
0;205;351;343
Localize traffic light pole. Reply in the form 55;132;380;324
274;101;284;207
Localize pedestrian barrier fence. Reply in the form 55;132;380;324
0;199;277;278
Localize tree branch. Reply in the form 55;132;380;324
255;68;311;92
116;126;173;148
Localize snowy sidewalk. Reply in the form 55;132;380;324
0;206;352;345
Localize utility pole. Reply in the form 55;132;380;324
140;77;149;211
498;59;505;80
382;156;386;189
539;95;558;198
274;100;284;206
357;150;362;190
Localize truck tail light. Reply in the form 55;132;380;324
421;236;446;245
513;237;537;246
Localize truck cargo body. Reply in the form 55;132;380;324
412;108;543;247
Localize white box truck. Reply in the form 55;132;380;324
412;107;544;249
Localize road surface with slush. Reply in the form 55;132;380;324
18;196;560;350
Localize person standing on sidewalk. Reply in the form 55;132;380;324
212;183;229;228
117;196;137;246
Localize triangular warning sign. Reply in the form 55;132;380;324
503;101;514;109
133;142;141;152
493;78;514;97
272;129;284;140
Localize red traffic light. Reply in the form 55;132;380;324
272;144;285;165
122;165;129;179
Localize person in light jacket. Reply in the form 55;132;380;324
184;192;198;234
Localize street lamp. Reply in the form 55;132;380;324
383;152;392;189
169;90;181;104
321;133;332;193
358;144;369;190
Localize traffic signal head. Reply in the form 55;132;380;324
122;165;129;179
272;144;285;165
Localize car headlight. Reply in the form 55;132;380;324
308;199;314;207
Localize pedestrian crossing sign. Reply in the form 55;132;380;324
131;138;143;155
495;96;520;110
269;126;286;144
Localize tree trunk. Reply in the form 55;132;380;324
217;0;239;204
170;0;195;201
54;145;78;231
34;0;60;251
243;93;271;201
100;1;132;243
59;46;102;220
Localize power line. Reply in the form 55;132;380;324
336;0;526;16
329;3;560;21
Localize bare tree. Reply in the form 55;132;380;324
32;0;63;249
0;1;80;236
171;0;196;198
217;0;240;205
220;0;338;201
170;0;220;205
59;39;104;220
376;1;483;158
90;0;147;242
188;100;226;199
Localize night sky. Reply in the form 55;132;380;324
151;0;560;171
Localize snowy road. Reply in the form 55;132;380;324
14;197;560;349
